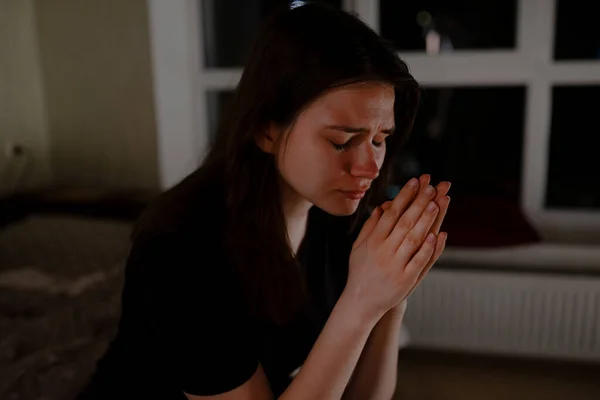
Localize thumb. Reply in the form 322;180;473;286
352;206;382;250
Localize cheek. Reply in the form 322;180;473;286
306;146;343;180
376;149;386;169
279;134;334;179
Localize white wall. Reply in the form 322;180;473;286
35;0;160;191
0;0;51;195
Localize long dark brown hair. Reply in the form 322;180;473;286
139;2;419;324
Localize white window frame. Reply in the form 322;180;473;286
148;0;600;240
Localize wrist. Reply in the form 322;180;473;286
338;289;384;330
375;301;405;330
390;299;408;316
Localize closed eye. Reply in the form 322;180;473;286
330;137;387;151
330;140;351;151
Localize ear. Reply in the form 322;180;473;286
255;123;281;154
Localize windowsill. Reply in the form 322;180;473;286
539;227;600;246
439;241;600;274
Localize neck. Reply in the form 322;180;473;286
280;184;312;255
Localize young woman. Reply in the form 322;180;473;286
79;3;450;399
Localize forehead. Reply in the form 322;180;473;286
307;82;395;121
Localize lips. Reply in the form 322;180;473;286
339;190;366;200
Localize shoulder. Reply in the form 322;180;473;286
124;171;235;289
132;170;225;243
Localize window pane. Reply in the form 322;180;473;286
201;0;342;67
380;0;517;53
554;0;600;60
546;86;600;209
391;86;526;202
206;91;235;145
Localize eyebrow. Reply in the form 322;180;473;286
325;125;395;134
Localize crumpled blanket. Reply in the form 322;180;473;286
0;215;132;400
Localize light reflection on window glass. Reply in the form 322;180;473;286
380;0;517;52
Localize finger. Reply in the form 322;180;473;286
385;184;437;248
382;171;428;212
394;199;439;265
434;181;450;202
405;175;434;210
406;232;447;298
428;181;450;232
411;172;431;204
353;206;383;249
418;231;447;283
419;173;431;189
430;195;450;235
381;201;392;211
402;232;437;291
371;177;420;241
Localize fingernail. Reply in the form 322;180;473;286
408;178;418;188
427;232;436;243
445;195;451;203
425;185;435;196
427;201;437;213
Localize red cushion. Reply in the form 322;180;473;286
442;194;541;247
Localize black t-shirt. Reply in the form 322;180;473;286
79;178;364;399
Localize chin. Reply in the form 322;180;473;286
315;198;361;217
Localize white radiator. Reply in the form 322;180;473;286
404;269;600;362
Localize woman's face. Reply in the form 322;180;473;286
273;82;395;216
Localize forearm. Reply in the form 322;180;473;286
342;302;406;400
278;291;381;400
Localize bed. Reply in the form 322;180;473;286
0;214;133;400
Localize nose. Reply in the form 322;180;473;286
349;145;380;180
